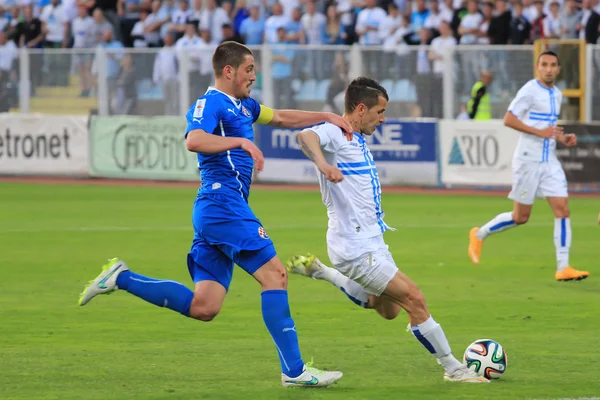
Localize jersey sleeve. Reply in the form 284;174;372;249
507;86;534;120
305;123;343;154
185;97;222;137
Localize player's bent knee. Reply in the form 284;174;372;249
513;212;530;225
189;304;221;322
253;257;288;290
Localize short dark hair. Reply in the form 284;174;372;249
212;41;253;77
344;77;389;113
537;50;560;66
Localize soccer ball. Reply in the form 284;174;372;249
463;339;507;379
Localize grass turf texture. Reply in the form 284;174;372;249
1;182;599;400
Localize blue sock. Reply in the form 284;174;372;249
261;290;304;378
116;270;194;317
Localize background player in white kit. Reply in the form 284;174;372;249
287;77;488;383
468;51;589;282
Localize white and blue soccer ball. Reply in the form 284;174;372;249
463;339;507;379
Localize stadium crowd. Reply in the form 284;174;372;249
0;0;598;114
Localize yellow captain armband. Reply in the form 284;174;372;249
256;105;274;124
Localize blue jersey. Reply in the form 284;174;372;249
185;87;262;200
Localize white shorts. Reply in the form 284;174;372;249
326;230;398;296
508;160;568;205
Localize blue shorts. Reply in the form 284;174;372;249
186;192;277;291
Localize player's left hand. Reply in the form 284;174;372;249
563;133;577;147
325;113;354;141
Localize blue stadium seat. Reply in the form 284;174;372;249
295;79;317;101
316;79;330;101
380;79;395;100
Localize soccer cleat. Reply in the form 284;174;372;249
281;362;343;387
444;366;490;383
555;266;590;281
286;254;323;279
78;258;129;306
468;227;484;265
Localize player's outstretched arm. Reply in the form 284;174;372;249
258;106;353;139
503;111;562;139
297;130;343;183
186;129;264;170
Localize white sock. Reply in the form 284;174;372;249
554;217;571;272
411;316;462;373
476;212;517;240
313;259;370;308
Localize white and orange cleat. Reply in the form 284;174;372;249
468;227;484;265
555;266;590;281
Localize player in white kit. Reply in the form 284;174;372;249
468;51;589;282
287;77;488;383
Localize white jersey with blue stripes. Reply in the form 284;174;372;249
507;79;563;163
308;122;392;240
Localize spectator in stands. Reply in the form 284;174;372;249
231;0;250;35
239;5;265;45
410;0;431;40
0;6;9;32
511;2;532;43
188;0;202;27
89;0;121;42
355;0;386;79
0;31;18;87
301;1;325;78
40;0;70;86
117;0;141;48
6;6;21;44
96;28;124;113
153;31;179;115
323;4;345;45
17;5;43;94
424;0;444;34
130;7;150;47
324;51;348;114
264;2;289;44
170;0;192;41
72;3;95;96
144;1;164;46
560;0;581;38
542;1;561;39
530;0;546;40
521;0;539;23
176;20;203;103
560;0;581;87
458;0;482;93
428;20;455;118
197;27;214;93
488;0;511;91
113;53;138;114
271;26;295;109
156;0;176;41
355;0;386;46
200;0;230;44
439;0;455;24
286;7;305;44
579;0;600;44
93;7;114;44
489;0;512;44
467;70;493;120
414;28;434;116
221;22;244;43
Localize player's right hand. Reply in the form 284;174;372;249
319;164;344;183
241;139;264;172
539;125;563;139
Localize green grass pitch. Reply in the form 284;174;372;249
1;182;599;400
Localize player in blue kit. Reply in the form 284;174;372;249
78;41;352;388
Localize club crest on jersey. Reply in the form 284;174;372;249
241;105;251;118
258;226;269;239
